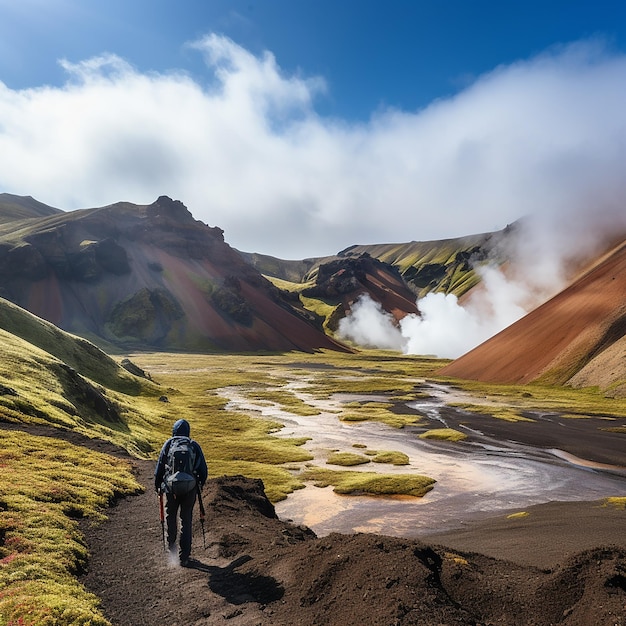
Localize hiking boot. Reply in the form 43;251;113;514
180;557;190;567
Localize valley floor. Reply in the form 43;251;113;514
73;352;626;625
74;439;626;625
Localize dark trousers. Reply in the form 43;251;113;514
165;490;196;561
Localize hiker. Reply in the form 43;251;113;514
154;419;208;566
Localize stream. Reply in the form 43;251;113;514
220;383;626;538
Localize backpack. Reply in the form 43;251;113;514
164;436;197;496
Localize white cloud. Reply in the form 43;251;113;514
0;35;625;262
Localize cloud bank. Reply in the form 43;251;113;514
1;35;626;260
2;34;626;357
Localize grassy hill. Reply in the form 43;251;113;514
0;298;169;624
0;296;168;454
0;192;62;224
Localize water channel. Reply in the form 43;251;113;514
220;383;626;538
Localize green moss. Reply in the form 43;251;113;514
326;452;371;466
303;467;435;497
419;428;468;442
371;451;410;465
0;430;141;626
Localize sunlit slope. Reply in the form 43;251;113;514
248;230;507;300
0;297;169;455
439;237;626;396
0;289;149;624
337;233;499;298
0;296;146;394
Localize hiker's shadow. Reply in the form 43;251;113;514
186;555;284;605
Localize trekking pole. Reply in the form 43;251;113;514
158;490;166;551
196;483;206;549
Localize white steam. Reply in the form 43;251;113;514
336;295;406;352
338;260;555;359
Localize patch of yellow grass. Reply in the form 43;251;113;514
602;426;626;434
447;377;626;417
250;389;321;416
0;430;141;626
419;428;468;442
450;402;536;422
340;402;422;428
444;552;469;566
326;452;371;466
371;450;410;465
603;497;626;509
303;467;435;497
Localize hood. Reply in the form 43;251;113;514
172;418;190;437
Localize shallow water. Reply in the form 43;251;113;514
220;384;626;538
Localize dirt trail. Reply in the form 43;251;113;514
78;455;626;626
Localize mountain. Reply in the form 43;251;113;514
296;253;421;332
244;228;516;334
0;195;348;353
439;236;626;397
2;192;623;394
0;193;63;224
244;227;515;301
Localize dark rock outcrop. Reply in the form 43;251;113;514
301;253;420;328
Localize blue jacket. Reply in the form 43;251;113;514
154;419;208;492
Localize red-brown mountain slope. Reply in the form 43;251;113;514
300;254;420;329
439;236;626;395
0;196;349;353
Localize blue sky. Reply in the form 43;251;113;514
1;0;626;259
3;0;626;119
